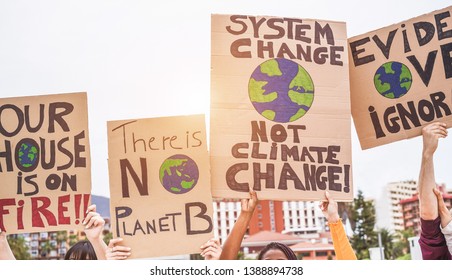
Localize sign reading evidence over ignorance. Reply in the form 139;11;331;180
210;14;353;201
0;92;91;234
107;115;213;259
349;6;452;149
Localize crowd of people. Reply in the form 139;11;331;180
1;122;452;260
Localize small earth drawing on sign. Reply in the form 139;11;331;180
18;141;39;169
374;61;412;99
159;154;199;194
248;58;315;123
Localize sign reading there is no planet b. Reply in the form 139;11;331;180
107;115;213;259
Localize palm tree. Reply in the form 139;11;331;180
378;228;395;260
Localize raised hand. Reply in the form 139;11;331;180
422;122;447;157
200;238;222;260
319;191;340;223
241;190;258;216
82;204;105;241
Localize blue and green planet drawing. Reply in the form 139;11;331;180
248;58;315;123
159;154;199;194
374;61;412;99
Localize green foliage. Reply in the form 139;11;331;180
103;232;113;246
56;231;68;243
392;228;415;258
68;234;78;247
40;240;56;258
396;253;411;260
378;228;395;260
7;236;30;260
350;190;377;259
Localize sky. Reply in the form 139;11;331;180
0;0;451;201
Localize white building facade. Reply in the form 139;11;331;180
282;201;324;234
376;181;418;232
212;199;326;243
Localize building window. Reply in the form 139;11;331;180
31;250;39;258
316;251;328;257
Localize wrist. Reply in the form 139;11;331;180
422;150;434;159
239;211;254;222
328;214;340;223
87;235;103;243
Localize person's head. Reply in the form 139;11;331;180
64;240;97;260
257;242;297;260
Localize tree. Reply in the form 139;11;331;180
350;190;377;259
7;235;30;260
378;228;395;260
392;228;415;259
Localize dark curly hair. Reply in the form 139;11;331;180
257;242;298;260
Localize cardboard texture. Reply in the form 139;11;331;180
0;92;91;234
349;6;452;149
210;14;353;201
107;114;213;259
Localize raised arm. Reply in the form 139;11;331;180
418;122;451;260
319;191;356;260
82;204;108;260
220;190;258;260
418;122;447;220
0;230;15;260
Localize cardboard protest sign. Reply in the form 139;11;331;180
107;115;213;259
0;92;91;234
210;14;353;201
349;6;452;149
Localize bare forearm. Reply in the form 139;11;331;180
88;237;108;260
220;212;252;260
419;154;438;220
